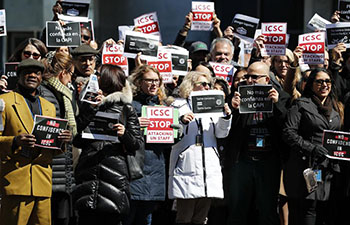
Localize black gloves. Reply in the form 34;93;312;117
313;145;329;158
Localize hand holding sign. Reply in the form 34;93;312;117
331;10;341;23
181;112;195;124
331;42;347;64
15;134;36;148
113;124;125;137
138;117;151;127
268;88;279;103
58;130;72;143
231;91;241;109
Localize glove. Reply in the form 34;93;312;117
313;145;328;158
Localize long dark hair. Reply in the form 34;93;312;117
303;68;344;123
8;38;48;62
99;64;126;95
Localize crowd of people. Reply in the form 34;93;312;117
1;2;350;225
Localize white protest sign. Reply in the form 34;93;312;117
209;62;235;85
57;0;90;22
102;43;129;76
80;74;99;104
144;106;175;144
147;46;173;83
298;32;325;65
261;23;287;56
191;1;214;31
307;13;331;32
190;90;225;118
0;9;6;37
231;14;260;43
134;12;161;39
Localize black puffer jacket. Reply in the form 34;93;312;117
73;82;144;214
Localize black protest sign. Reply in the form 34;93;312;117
5;62;19;90
323;130;350;161
231;14;259;43
124;31;159;58
32;115;68;150
171;53;188;75
339;0;350;21
190;90;225;117
326;23;350;49
238;84;273;114
82;111;121;142
61;1;89;18
46;21;81;47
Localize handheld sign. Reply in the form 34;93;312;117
0;9;6;36
209;62;235;85
190;90;225;118
102;43;129;76
238;84;273;114
46;21;81;47
307;13;331;32
118;25;134;41
261;23;287;56
147;47;173;83
134;12;161;39
339;0;350;21
123;30;160;59
298;32;325;65
57;0;90;22
231;14;260;43
323;130;350;161
5;62;19;90
80;74;99;104
163;45;189;76
82;111;120;142
80;19;95;43
141;106;179;143
32;115;68;150
326;22;350;49
191;1;214;31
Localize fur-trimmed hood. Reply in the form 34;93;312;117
101;80;133;105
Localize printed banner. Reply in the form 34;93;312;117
0;9;6;36
102;43;129;76
82;111;120;142
123;30;159;59
231;14;260;43
142;106;179;143
32;115;68;150
134;12;161;38
307;13;331;31
298;32;325;64
209;62;235;85
46;21;81;47
191;1;214;31
147;46;173;83
326;22;350;49
57;0;90;22
323;130;350;161
190;90;225;118
238;84;273;114
5;62;19;90
261;23;287;56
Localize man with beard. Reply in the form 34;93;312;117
210;37;235;65
0;59;72;225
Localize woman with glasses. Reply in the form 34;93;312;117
125;64;169;225
283;68;343;225
168;71;232;225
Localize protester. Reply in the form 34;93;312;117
72;64;143;225
40;52;77;225
168;71;232;225
226;62;289;225
190;41;210;69
283;68;343;225
0;59;72;225
210;37;235;65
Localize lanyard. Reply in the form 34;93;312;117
24;98;42;119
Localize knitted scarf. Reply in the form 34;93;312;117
46;77;77;136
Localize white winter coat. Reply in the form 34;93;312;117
168;99;231;199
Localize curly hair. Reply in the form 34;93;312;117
179;71;213;99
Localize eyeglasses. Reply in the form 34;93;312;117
143;79;160;85
244;74;267;80
314;79;332;86
23;51;41;60
195;82;211;88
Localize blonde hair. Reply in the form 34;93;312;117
128;64;166;103
179;71;213;99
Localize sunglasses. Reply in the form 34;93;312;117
314;79;332;85
195;82;211;88
244;74;267;80
23;51;41;60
